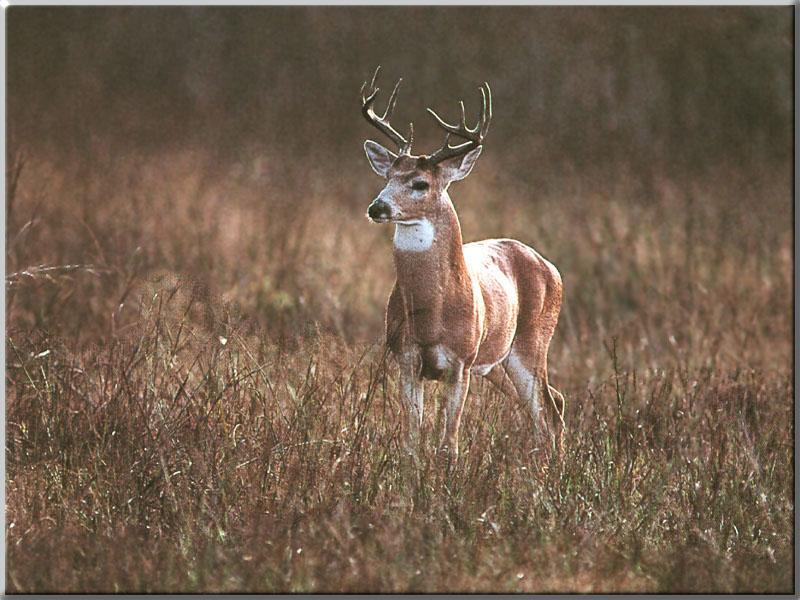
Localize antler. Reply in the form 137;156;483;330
425;82;492;165
360;66;414;155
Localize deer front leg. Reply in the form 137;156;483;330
440;364;470;459
398;352;424;455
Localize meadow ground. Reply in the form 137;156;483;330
6;150;793;592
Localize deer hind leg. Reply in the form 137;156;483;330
482;364;546;422
544;383;566;456
481;364;517;397
504;346;565;455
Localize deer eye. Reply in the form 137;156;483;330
411;180;429;191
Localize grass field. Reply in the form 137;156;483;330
6;148;793;592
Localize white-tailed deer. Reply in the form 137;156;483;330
360;67;565;459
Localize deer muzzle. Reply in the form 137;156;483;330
367;199;392;223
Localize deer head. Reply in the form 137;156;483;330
360;67;492;225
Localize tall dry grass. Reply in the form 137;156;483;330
5;144;792;592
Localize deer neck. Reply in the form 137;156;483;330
392;192;470;317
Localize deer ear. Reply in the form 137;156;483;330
364;140;397;178
440;146;483;182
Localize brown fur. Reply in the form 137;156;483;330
367;148;565;458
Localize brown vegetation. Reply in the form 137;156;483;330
6;6;793;593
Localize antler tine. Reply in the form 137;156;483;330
360;66;380;103
479;86;487;132
481;83;492;135
425;106;458;135
359;66;413;155
384;78;401;121
426;81;493;165
370;65;380;92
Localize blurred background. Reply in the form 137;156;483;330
6;5;792;353
9;7;792;179
6;8;794;593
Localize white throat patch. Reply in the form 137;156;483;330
394;219;435;252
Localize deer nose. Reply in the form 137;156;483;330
368;200;391;221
